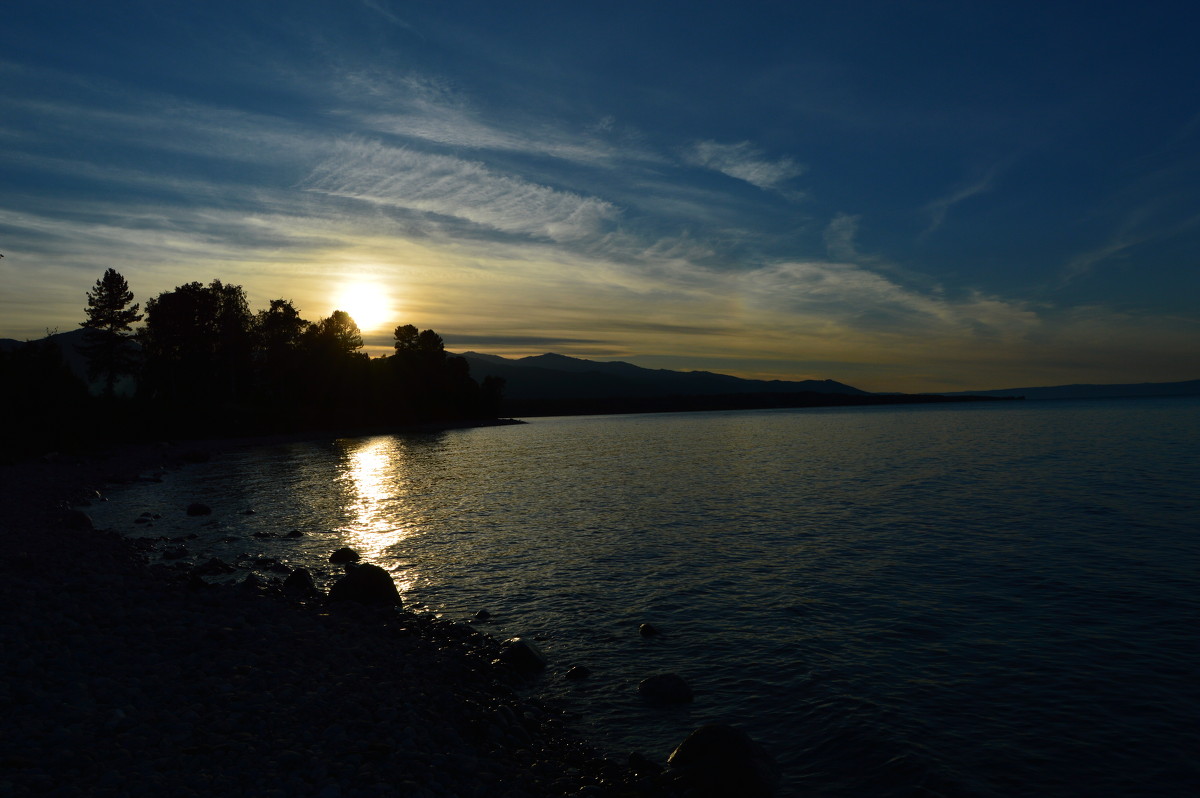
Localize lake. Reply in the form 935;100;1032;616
89;397;1200;797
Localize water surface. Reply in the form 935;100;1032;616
91;397;1200;796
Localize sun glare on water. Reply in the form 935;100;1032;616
332;282;393;333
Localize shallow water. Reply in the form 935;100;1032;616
90;397;1200;796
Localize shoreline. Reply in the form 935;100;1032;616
0;441;663;797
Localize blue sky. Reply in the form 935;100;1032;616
2;1;1197;392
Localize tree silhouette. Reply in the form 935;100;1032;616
140;280;254;408
79;268;142;397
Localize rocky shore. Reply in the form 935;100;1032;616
0;442;779;797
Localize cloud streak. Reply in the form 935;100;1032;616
686;140;806;191
300;139;620;242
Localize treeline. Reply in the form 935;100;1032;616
1;270;504;460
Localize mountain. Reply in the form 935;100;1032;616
1;328;137;396
457;351;867;401
936;379;1200;401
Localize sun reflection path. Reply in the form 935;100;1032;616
337;437;416;592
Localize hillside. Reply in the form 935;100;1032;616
458;352;867;401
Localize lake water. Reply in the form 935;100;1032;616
89;397;1200;796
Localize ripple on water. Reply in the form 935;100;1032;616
87;399;1200;797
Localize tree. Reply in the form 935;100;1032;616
80;268;142;397
139;280;255;406
306;310;364;358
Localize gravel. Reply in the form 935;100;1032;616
0;443;670;798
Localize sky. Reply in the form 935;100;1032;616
2;1;1198;392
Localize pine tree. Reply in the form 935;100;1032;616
80;268;143;397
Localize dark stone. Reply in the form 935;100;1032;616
637;673;693;704
241;508;256;515
193;557;236;576
475;609;492;620
329;547;361;564
161;545;188;560
666;724;780;798
62;509;94;530
283;568;319;598
186;502;212;516
564;665;591;680
285;529;304;538
328;563;402;607
628;751;663;778
639;623;660;637
498;637;547;675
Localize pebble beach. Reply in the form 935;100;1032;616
0;442;689;798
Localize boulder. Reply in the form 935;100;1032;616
282;567;319;598
328;563;402;607
564;664;592;680
62;509;94;530
637;673;693;704
498;637;547;675
186;502;212;516
329;547;360;564
639;622;660;637
284;529;304;538
666;724;779;798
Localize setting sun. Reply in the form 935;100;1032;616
332;281;393;333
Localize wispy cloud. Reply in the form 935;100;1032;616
922;165;1003;235
823;213;861;260
686;140;806;191
300;138;620;242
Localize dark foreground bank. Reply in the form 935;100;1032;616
0;443;779;798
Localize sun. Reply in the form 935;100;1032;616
332;282;393;333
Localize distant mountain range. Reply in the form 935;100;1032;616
935;379;1200;401
457;352;868;401
5;331;1197;406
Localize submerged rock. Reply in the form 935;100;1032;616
564;665;591;680
185;503;212;517
666;723;779;797
328;563;401;607
639;623;660;637
637;673;693;704
193;557;236;576
498;637;547;675
329;547;360;564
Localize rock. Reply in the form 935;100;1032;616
628;751;663;778
637;673;693;704
241;508;256;515
161;545;188;560
62;509;94;530
666;724;780;797
328;563;402;607
185;502;212;516
285;529;304;538
193;557;236;576
564;665;591;680
498;637;547;675
639;623;660;637
282;568;319;598
475;609;492;621
329;547;360;564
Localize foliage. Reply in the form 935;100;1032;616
3;271;506;458
79;268;143;397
